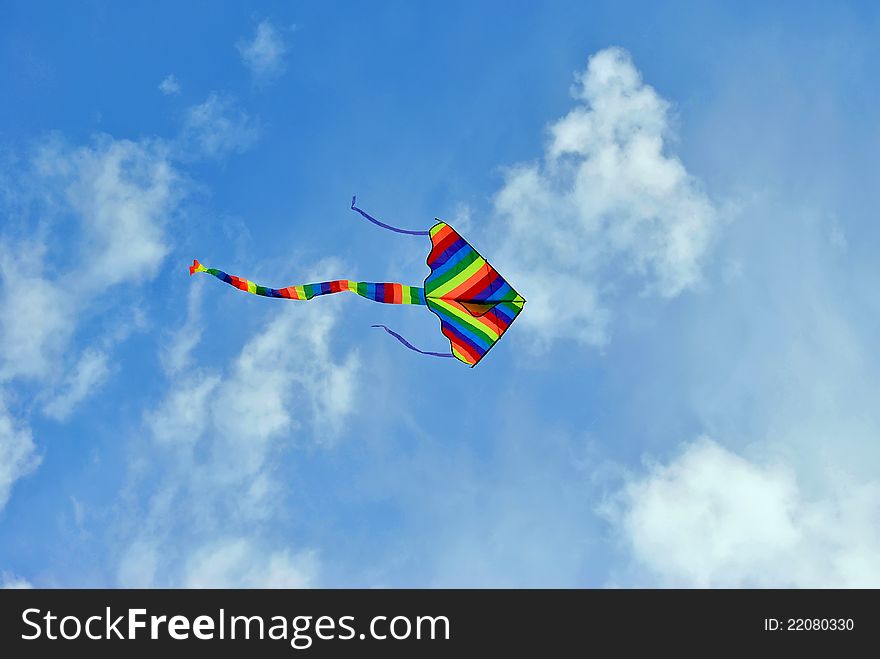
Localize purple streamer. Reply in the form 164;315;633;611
350;196;430;236
371;324;454;358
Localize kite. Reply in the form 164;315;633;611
189;197;525;366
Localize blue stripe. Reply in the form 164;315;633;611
481;281;518;303
425;244;480;291
442;320;488;356
492;304;516;325
428;239;469;272
429;237;468;268
427;301;492;350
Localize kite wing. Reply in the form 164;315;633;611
423;222;525;367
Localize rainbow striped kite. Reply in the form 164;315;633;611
190;198;525;366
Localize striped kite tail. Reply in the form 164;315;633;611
190;259;453;360
189;259;426;304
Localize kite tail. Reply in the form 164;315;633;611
189;260;427;305
371;325;454;359
350;196;430;236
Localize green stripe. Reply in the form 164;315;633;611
427;300;495;347
424;250;482;293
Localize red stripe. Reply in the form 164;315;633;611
449;299;508;336
449;268;500;302
479;308;508;335
443;327;480;364
427;225;460;265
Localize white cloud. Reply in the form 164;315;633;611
0;136;180;379
1;135;177;381
237;20;288;83
178;93;260;161
493;47;717;348
43;349;111;420
605;438;880;587
0;395;41;510
195;300;358;500
161;282;203;376
184;539;317;588
0;132;186;506
448;203;474;235
1;572;33;589
147;375;219;449
158;74;181;96
119;283;359;587
0;247;75;382
34;136;179;287
586;184;880;588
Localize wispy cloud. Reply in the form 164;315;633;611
0;246;75;382
237;20;288;84
43;349;112;421
158;74;181;96
0;395;40;510
118;266;359;587
32;135;181;288
160;281;203;376
177;93;260;161
0;133;185;507
183;539;317;588
0;571;33;589
493;47;717;348
0;84;262;510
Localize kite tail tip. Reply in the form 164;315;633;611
351;195;357;209
189;259;202;276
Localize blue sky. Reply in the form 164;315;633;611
1;1;879;587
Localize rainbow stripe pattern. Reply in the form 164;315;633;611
423;222;525;366
191;219;524;367
190;261;426;305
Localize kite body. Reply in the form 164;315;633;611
190;200;525;366
422;222;525;365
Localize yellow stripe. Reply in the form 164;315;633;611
247;280;257;294
407;285;422;304
430;298;500;341
451;346;472;364
427;256;485;298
